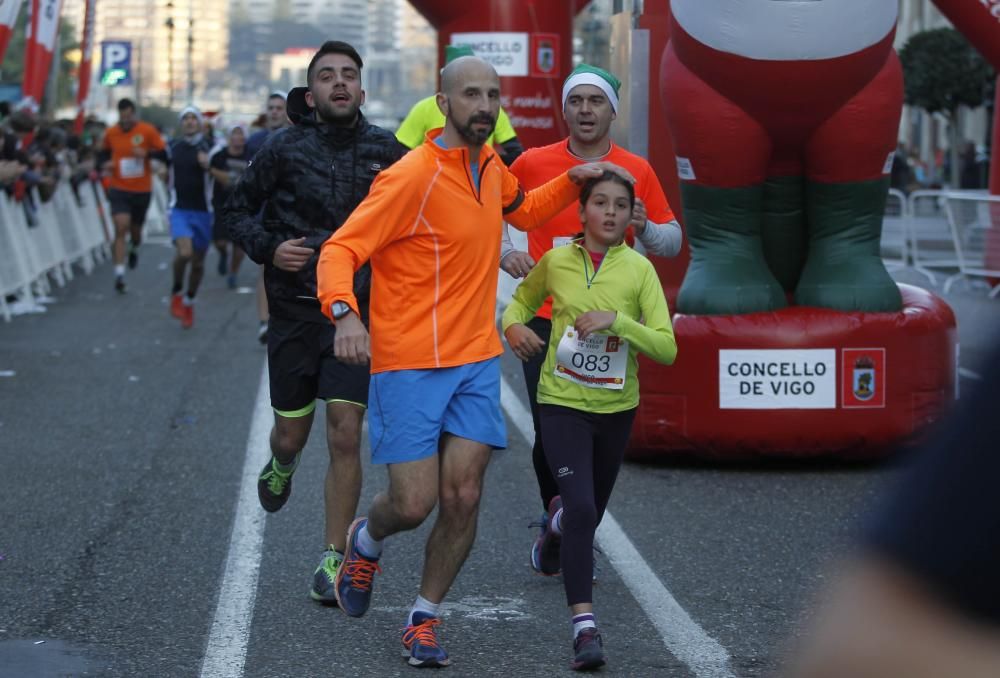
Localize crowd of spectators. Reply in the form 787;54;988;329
0;101;113;226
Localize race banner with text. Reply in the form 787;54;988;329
21;0;63;109
0;0;22;66
73;0;94;133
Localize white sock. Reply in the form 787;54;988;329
114;264;125;276
550;508;564;536
408;594;441;625
182;295;195;307
572;612;596;636
355;523;383;559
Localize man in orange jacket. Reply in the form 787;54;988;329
316;55;628;668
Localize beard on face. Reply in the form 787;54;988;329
313;94;360;126
448;108;496;146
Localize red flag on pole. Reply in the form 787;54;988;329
73;0;94;134
21;0;63;111
0;0;22;66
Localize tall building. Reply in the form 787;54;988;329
64;0;229;108
354;0;436;127
395;0;436;114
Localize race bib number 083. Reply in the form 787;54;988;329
554;329;628;390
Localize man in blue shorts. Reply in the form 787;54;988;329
168;106;214;329
317;55;622;668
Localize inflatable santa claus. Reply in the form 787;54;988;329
663;0;904;315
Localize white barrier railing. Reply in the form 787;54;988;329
0;180;114;322
942;192;1000;297
146;175;170;236
881;188;908;271
906;189;960;284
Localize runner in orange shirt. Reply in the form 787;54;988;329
98;98;168;293
316;55;631;668
499;64;683;578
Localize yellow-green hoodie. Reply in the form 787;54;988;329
502;239;677;414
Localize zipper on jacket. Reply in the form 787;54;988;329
461;149;495;205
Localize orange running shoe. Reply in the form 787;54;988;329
170;293;184;319
180;303;194;329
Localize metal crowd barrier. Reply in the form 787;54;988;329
942;191;1000;297
0;180;113;322
880;188;908;271
906;189;960;284
146;175;170;236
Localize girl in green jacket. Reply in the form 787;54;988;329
502;171;677;671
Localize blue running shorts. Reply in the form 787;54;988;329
170;209;213;252
368;357;507;464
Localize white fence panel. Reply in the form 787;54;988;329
146;176;170;236
907;189;959;284
943;192;1000;296
881;188;908;271
0;180;114;322
0;192;40;321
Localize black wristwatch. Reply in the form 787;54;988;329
331;301;351;319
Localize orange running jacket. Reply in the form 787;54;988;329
318;130;579;374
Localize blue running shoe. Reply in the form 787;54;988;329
335;517;381;617
402;613;451;668
571;627;607;671
530;496;562;575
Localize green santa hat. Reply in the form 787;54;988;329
444;44;477;64
562;63;621;112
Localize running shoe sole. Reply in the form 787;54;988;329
571;656;607;671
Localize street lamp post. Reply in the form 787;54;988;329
166;2;175;107
187;2;194;102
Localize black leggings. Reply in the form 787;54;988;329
540;404;637;606
521;316;561;512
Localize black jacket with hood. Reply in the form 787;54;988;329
224;99;408;324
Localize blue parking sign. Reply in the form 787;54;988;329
100;41;132;86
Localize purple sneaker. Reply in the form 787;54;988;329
571;627;607;671
530;496;562;575
334;517;381;617
402;613;451;667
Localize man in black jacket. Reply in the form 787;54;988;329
224;40;408;604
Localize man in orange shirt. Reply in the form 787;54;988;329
98;98;168;293
316;56;628;668
499;64;683;578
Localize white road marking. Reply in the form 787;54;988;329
500;375;735;678
200;362;271;678
374;596;533;622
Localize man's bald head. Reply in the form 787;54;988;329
436;56;501;149
440;56;499;96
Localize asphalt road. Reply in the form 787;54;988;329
1;239;995;678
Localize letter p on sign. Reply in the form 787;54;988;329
100;41;132;86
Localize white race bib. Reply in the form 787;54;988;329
554;329;629;390
119;157;145;179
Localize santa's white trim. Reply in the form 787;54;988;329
671;0;897;61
